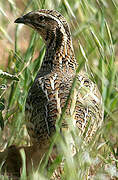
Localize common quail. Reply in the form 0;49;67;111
14;9;103;171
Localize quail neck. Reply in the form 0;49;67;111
15;10;77;75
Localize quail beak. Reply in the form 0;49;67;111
14;15;35;29
14;16;26;24
14;12;33;25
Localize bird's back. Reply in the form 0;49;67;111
25;67;103;145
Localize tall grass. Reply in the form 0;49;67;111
0;0;118;179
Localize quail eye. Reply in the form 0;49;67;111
39;16;45;21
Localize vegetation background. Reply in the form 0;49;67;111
0;0;118;179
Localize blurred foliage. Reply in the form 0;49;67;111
0;0;118;179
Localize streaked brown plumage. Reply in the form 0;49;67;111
14;9;103;178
